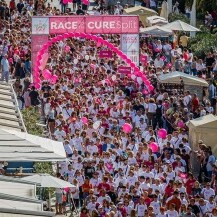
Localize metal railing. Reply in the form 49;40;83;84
10;83;27;132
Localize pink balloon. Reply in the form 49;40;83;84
50;75;58;84
43;69;52;80
113;47;119;53
96;41;101;47
179;172;187;179
82;0;89;5
63;0;68;5
52;38;59;43
166;63;172;68
177;121;185;128
64;46;70;52
122;123;133;133
74;33;80;37
149;142;159;153
90;64;95;69
157;129;167;139
122;54;128;59
39;53;49;70
97;37;103;43
34;83;41;89
148;85;154;91
142;89;148;95
107;43;114;49
126;59;131;64
134;71;139;76
144;80;151;86
81;117;88;124
130;62;136;68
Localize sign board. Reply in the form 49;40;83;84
120;34;139;66
99;51;112;58
118;66;131;74
32;16;139;35
31;16;139;79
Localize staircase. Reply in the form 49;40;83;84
0;82;26;132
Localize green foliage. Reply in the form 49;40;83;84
188;31;217;58
185;0;217;13
22;107;54;200
22;107;53;175
168;13;190;24
21;107;43;136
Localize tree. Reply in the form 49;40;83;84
185;0;217;13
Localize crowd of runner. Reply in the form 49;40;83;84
1;0;217;216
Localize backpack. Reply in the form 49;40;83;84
156;105;163;117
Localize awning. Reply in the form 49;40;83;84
0;128;66;162
158;71;208;87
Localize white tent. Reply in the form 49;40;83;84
22;174;75;188
163;20;200;32
140;25;172;37
158;71;208;87
0;128;66;161
187;115;217;175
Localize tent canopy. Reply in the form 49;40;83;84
188;114;217;128
123;6;158;26
140;25;172;36
0;128;66;161
163;20;200;32
158;71;208;87
22;174;75;188
187;115;217;174
123;6;157;15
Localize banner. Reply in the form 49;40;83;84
120;34;139;66
31;35;49;68
118;66;131;74
32;16;139;35
99;51;112;58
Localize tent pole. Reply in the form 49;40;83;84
48;189;51;211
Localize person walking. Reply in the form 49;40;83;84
1;54;10;83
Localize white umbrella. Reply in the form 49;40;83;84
22;174;75;210
22;174;75;188
163;20;200;32
140;26;172;37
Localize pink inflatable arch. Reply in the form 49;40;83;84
34;32;154;92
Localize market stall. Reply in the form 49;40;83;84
187;114;217;175
158;71;208;99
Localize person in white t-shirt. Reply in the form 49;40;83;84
63;140;73;157
201;183;215;200
154;55;164;69
54;125;66;142
150;194;161;213
146;98;157;126
135;197;147;217
166;203;179;217
86;140;98;156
